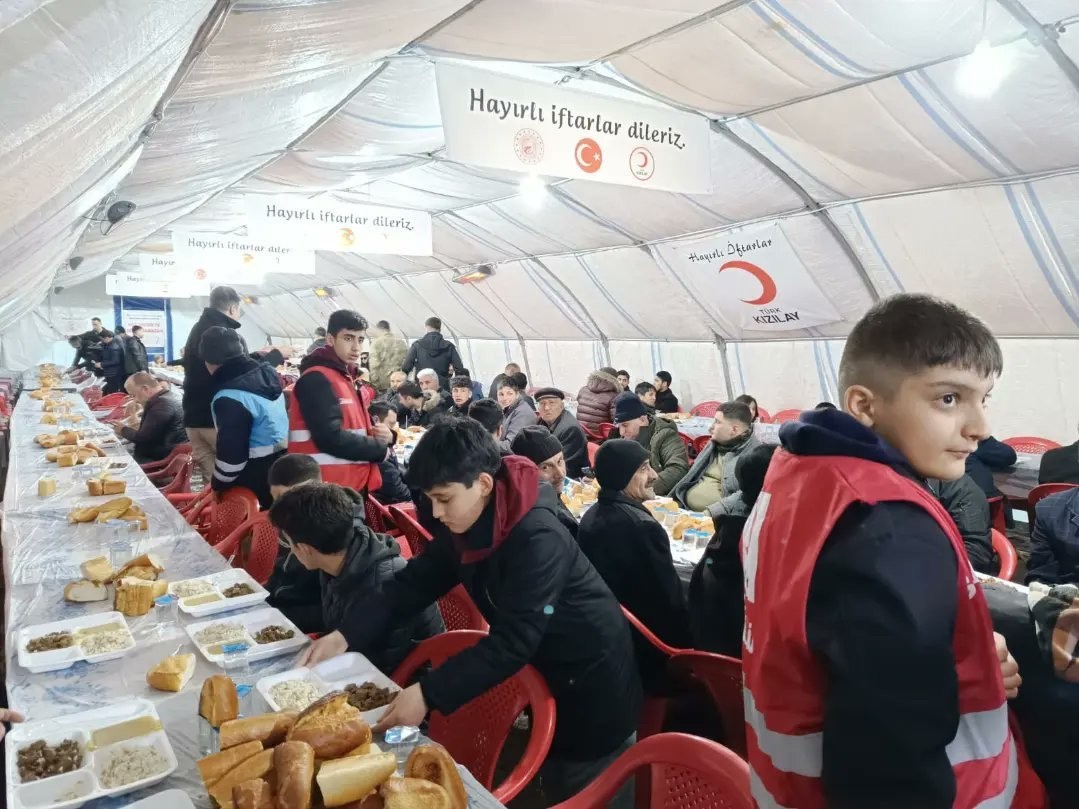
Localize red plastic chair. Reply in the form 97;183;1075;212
391;631;555;803
987;496;1006;534
756;407;772;423
692;435;711;457
388;504;432;557
621;607;683;742
438;584;489;632
582;425;605;443
676;432;696;459
587;442;601;468
690;401;721;418
202;487;259;546
364;494;392;534
146;454;193;494
213;513;279;584
771;409;802;424
599;422;616;440
991;529;1018;581
670;652;746;759
1027;483;1079;511
550;732;752;809
140;443;193;474
168;487;215;530
95;393;130;409
100;405;129;422
1003;436;1062;455
394;535;413;560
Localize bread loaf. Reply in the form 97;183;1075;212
37;477;57;496
88;477;126;497
317;753;397;808
80;556;114;584
93;497;135;524
219;712;298;750
379;778;452;809
286;692;370;760
114;577;166;617
404;747;466;809
233;779;274;809
209;748;274;809
63;580;108;602
273;741;314;809
200;675;239;728
110;552;162;581
147;654;196;692
197;740;263;789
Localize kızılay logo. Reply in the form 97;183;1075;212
717;260;777;305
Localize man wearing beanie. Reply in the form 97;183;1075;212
512;425;578;538
200;325;288;507
578;439;690;694
534;387;588;479
612;391;688;497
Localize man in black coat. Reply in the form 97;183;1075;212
123;325;150;376
401;316;463;389
98;332;127;394
534;387;589;479
511;426;578;538
298;420;640;807
1040;431;1079;485
577;439;691;694
270;483;443;674
115;372;187;463
182;286;286;480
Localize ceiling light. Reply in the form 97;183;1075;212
955;40;1013;99
518;174;548;206
453;265;494;284
313;286;336;298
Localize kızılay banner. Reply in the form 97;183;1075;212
656;223;842;332
436;64;712;194
244;196;433;256
171;231;315;280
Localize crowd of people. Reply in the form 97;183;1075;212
60;284;1079;807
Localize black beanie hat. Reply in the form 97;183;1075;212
199;326;245;365
594;439;650;492
511;426;563;465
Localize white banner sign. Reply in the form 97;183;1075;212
436;64;713;194
656;224;842;332
119;309;167;349
106;271;197;299
171;231;315;281
135;254;212;296
244;196;433;256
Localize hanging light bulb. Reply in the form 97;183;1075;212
955;39;1013;99
518;174;548;206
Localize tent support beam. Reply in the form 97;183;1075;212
710;121;882;304
716;335;735;400
995;0;1079;91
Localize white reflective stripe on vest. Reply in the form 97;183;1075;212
250;442;286;459
973;731;1018;809
289;427;367;442
744;689;822;777
306;453;367;466
946;704;1008;764
750;769;795;809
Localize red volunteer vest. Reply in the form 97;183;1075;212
288;366;382;493
742;450;1042;809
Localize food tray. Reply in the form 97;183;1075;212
185;606;308;665
168;568;269;617
256;652;399;725
5;699;177;809
118;789;196;809
16;612;136;674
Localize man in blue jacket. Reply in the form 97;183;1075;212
98;331;127;394
1027;487;1079;585
200;326;287;507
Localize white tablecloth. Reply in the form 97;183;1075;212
151;368;184;388
3;373;505;808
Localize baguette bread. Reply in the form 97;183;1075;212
286;692;370;760
233;779;274;809
63;579;108;602
94;497;135;524
219;712;298;750
209;748;275;809
88;477;127;497
379;778;452;809
404;747;466;809
273;741;314;809
317;753;397;808
197;740;264;789
147;653;196;692
110;552;162;581
114;577;167;617
80;556;114;584
200;675;240;728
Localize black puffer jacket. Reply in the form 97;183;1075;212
575;371;621;433
688;513;748;658
401;332;463;388
339;458;641;761
119;389;187;463
123;335;149;375
929;475;997;575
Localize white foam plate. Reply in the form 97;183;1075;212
185;606;308;665
17;611;136;673
5;699;177;809
169;568;269;617
255;652;399;725
117;789;195;809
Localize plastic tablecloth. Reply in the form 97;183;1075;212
3;376;506;808
151;368;184;388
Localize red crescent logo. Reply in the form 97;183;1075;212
718;260;777;305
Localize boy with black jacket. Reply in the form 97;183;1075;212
743;294;1042;809
299;419;641;806
270;482;443;673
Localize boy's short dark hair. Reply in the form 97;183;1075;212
131;325;143;334
617;369;629;378
634;381;656;396
469;398;503;434
68;336;81;347
209;285;241;311
407;418;501;490
376;320;390;330
497;377;521;393
735;444;778;509
425;316;442;331
368;401;391;421
327;310;367;335
457;367;471;378
450;375;472;391
269;483;355;554
91;317;102;324
719;401;754;428
655;370;672;385
735;393;757;410
815;401;837;410
599;366;617;376
839;294;1003;394
268;454;322;488
397;381;422;399
510;372;528;390
315;326;327;337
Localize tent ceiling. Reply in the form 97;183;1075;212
3;0;1079;340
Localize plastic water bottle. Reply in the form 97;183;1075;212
384;725;421;770
107;520;130;569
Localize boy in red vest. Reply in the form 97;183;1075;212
288;310;392;494
743;294;1043;809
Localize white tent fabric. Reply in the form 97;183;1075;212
3;0;1079;439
